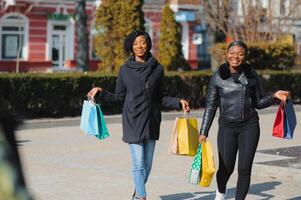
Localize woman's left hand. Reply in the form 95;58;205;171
180;99;190;112
273;90;290;102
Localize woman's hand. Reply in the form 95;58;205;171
273;90;290;102
199;134;207;143
180;99;190;112
87;87;102;98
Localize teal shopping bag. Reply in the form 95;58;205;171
94;103;109;140
80;100;109;140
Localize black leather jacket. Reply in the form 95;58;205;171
200;63;275;136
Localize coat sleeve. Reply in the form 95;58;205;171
200;75;219;137
97;69;126;104
159;71;180;110
253;72;276;109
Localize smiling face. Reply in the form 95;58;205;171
226;45;246;69
133;35;148;61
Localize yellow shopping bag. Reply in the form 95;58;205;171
199;140;215;187
176;117;199;156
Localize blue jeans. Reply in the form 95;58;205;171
129;139;156;198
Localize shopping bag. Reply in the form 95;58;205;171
188;144;202;184
168;118;179;154
80;100;109;140
80;100;99;136
94;104;110;140
199;140;215;187
177;117;199;156
283;99;297;139
272;99;297;139
272;101;285;138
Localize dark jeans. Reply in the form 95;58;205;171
216;120;260;200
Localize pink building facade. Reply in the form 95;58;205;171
0;0;98;72
0;0;209;72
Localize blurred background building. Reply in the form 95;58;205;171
233;0;301;56
0;0;98;72
144;0;210;70
0;0;300;72
0;0;211;72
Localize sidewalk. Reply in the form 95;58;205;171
16;106;301;200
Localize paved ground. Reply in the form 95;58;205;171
16;106;301;200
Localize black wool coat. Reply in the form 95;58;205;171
98;55;180;143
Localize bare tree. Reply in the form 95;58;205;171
203;0;301;42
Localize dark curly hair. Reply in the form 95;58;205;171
124;30;152;54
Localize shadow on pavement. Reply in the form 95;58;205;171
248;181;281;199
160;181;281;200
16;139;31;146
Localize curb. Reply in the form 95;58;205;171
17;105;301;130
17;110;203;130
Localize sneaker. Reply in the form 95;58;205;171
131;190;135;200
131;190;146;200
215;188;227;200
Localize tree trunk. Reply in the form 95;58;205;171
75;0;89;71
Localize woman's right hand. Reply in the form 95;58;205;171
87;87;102;98
273;90;290;102
199;134;207;143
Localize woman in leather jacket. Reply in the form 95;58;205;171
199;41;289;200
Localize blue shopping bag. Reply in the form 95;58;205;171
284;99;297;139
80;100;109;140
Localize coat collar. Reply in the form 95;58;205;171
218;62;253;80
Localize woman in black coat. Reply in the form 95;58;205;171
198;41;289;200
88;30;190;200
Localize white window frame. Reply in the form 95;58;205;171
0;12;29;60
46;18;74;65
145;18;154;53
181;22;189;60
89;20;100;60
145;18;153;41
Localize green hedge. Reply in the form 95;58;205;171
0;71;300;118
0;72;118;118
210;39;296;70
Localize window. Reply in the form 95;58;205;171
90;23;101;60
144;19;153;42
0;14;28;60
144;19;152;36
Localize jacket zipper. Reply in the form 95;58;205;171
241;86;245;120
